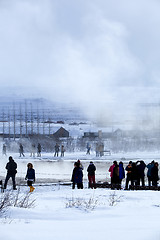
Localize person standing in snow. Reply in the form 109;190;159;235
130;162;139;187
151;162;159;187
136;160;146;186
125;161;132;190
61;145;65;157
30;144;36;157
146;160;154;187
86;142;91;155
54;143;60;157
71;162;83;189
112;161;119;185
87;161;96;188
25;163;35;192
109;161;117;184
77;159;84;188
4;156;17;190
2;144;7;156
119;161;125;187
19;143;25;157
37;143;42;157
99;143;104;157
95;143;100;157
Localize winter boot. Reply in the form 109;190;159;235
30;186;35;192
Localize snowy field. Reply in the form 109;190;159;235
0;151;160;239
0;185;160;240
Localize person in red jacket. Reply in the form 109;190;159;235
109;161;117;184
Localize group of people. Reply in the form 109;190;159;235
86;142;106;157
20;143;65;158
125;160;159;188
54;143;65;157
109;161;125;187
30;143;42;157
3;143;65;158
109;160;159;189
3;156;35;192
71;160;96;189
19;143;41;158
3;143;41;158
3;157;97;191
2;155;159;191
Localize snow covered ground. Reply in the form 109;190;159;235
0;185;160;240
0;151;160;239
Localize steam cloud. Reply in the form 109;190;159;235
0;0;160;127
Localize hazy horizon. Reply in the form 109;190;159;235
0;0;160;127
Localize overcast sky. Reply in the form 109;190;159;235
0;0;160;123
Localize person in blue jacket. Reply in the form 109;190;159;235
146;160;154;186
25;163;35;192
71;162;83;189
119;161;125;186
151;162;159;187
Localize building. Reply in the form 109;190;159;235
53;127;69;138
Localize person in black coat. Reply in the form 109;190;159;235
112;162;119;185
151;162;159;187
54;143;60;157
37;143;42;157
71;162;83;189
19;143;25;157
87;161;96;188
25;163;35;192
136;160;146;186
125;161;132;190
147;160;155;187
131;162;139;186
4;156;17;190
